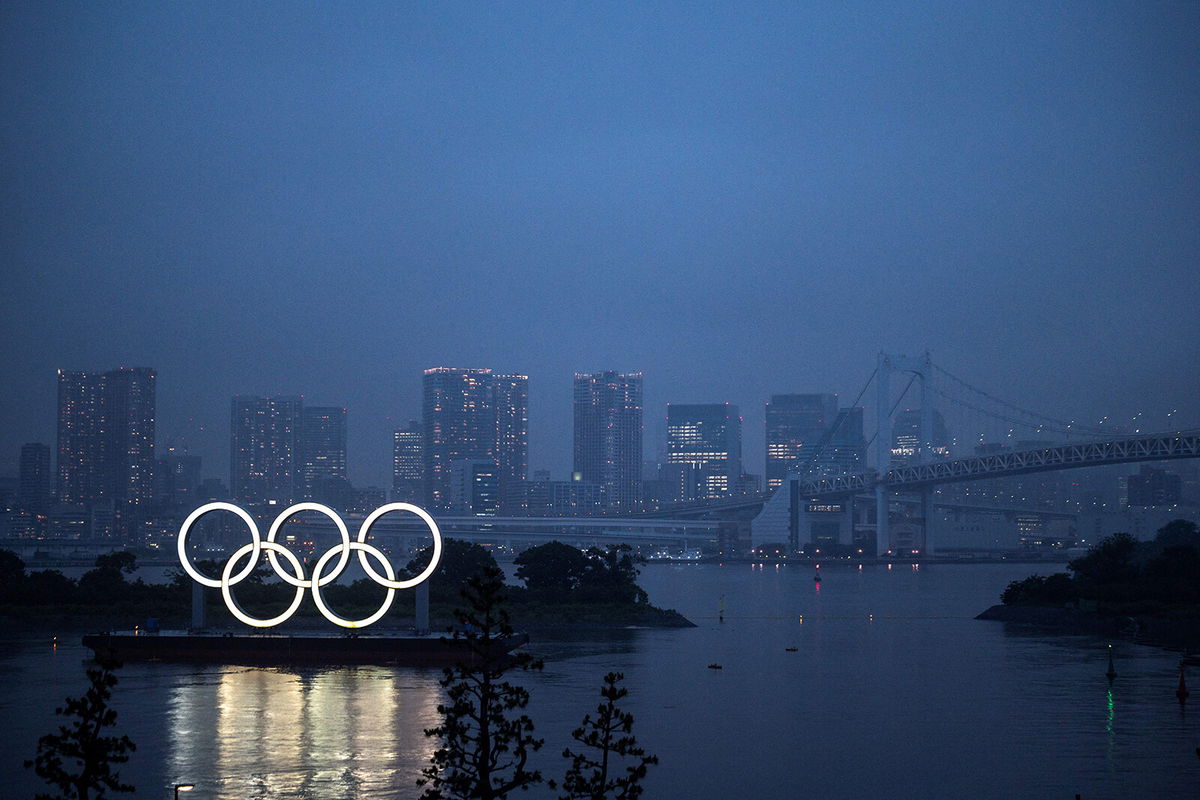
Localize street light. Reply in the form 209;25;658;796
174;784;195;799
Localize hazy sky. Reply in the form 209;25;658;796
2;1;1198;487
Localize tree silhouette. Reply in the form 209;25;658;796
26;658;136;800
558;672;657;800
418;566;543;799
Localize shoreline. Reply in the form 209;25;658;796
976;603;1200;654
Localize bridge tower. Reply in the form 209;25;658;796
875;351;936;557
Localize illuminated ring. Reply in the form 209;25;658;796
356;503;443;589
265;503;351;588
178;502;260;588
221;541;307;627
309;541;397;628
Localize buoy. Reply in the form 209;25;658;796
1177;667;1189;704
1106;645;1117;681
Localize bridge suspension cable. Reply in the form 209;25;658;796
931;363;1110;437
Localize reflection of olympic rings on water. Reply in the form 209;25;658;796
177;502;443;629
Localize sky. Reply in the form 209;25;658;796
2;1;1198;488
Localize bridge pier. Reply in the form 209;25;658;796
875;484;889;557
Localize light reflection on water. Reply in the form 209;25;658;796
164;666;439;799
4;563;1200;799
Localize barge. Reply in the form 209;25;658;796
82;629;528;666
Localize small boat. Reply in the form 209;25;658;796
785;647;798;652
707;663;723;670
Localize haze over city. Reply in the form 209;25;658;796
2;2;1197;489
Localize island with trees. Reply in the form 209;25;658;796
0;540;694;632
978;519;1200;649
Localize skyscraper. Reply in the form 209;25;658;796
665;403;742;499
102;367;157;510
56;370;106;505
890;408;950;466
764;393;837;490
56;367;157;510
19;442;52;514
423;368;495;509
573;371;643;509
300;406;348;502
230;396;302;505
492;374;529;507
392;420;424;503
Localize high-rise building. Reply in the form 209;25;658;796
102;367;157;510
764;394;837;491
56;367;157;510
492;374;529;507
392;420;424;503
300;406;348;502
423;368;495;509
448;459;500;515
573;371;643;509
665;403;742;500
230;396;302;505
56;371;107;505
421;368;530;511
19;442;52;514
890;408;950;466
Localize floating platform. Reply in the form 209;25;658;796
82;629;528;666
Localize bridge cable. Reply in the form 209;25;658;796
931;363;1110;436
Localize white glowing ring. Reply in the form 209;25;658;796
309;541;397;628
266;502;351;588
178;502;261;588
221;541;307;628
356;503;443;589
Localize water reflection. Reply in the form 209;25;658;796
167;666;440;799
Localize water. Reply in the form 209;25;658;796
3;563;1198;799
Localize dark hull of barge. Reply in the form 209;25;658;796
81;630;527;666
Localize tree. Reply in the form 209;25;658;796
418;566;544;799
407;539;500;601
93;552;137;575
1069;532;1140;595
578;545;647;605
515;542;589;597
1155;519;1200;549
0;547;26;602
26;658;136;800
558;672;658;800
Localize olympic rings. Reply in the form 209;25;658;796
177;501;442;629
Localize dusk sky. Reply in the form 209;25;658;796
2;2;1197;487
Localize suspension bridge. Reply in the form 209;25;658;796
743;352;1199;556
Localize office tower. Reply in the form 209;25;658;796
665;403;742;500
230;396;302;505
1126;465;1182;507
56;367;157;510
821;407;866;477
158;452;202;509
573;371;643;509
392;420;424;503
890;408;950;466
300;406;348;501
492;374;529;507
423;368;495;509
102;367;157;509
448;459;499;515
56;371;107;505
19;442;52;514
764;394;837;490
